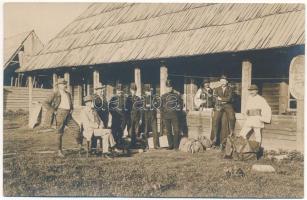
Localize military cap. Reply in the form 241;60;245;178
116;83;123;91
83;95;93;103
248;84;259;90
220;75;228;80
56;78;67;85
144;84;153;91
130;83;137;91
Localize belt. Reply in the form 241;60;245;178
247;109;261;116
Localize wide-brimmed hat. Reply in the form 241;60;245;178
57;78;67;85
248;84;259;91
83;95;93;103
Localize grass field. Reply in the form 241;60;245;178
3;112;304;197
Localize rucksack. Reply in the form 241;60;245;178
225;136;260;161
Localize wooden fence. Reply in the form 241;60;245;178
3;86;53;112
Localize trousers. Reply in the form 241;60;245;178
163;116;180;149
55;108;82;151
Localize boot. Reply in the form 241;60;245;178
57;134;64;158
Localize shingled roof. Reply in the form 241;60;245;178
19;3;305;72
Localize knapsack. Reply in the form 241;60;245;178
225;136;260;161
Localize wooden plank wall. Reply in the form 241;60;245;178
186;111;297;151
4;86;53;112
262;82;289;115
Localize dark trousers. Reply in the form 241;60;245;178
55;108;82;151
111;112;125;144
212;104;236;145
163;117;180;149
144;112;159;148
97;110;109;128
129;112;141;147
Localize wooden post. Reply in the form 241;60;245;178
160;64;168;95
135;67;141;96
52;73;58;91
241;60;252;112
64;72;71;93
28;76;33;122
296;99;304;152
93;69;100;91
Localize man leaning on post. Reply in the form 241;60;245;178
43;78;83;157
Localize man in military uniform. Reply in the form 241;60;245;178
194;78;214;110
211;75;236;147
109;83;126;145
43;78;83;157
161;80;183;150
93;83;109;128
143;84;159;149
125;83;142;148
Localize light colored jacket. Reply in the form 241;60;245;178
80;107;102;140
243;94;272;128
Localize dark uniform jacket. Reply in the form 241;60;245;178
109;94;126;117
126;94;142;119
161;91;183;119
43;90;73;111
93;94;109;113
213;86;234;104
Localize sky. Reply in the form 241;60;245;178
4;3;91;44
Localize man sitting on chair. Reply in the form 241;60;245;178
80;95;117;157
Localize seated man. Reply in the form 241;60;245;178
239;84;272;145
80;95;117;157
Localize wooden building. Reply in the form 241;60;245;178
17;3;305;151
4;30;44;87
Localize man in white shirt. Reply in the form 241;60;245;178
239;84;272;145
44;78;82;157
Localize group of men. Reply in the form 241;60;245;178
194;75;271;149
43;78;183;157
44;74;271;158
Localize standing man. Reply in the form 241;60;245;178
93;83;109;128
43;78;83;157
109;83;126;145
126;83;142;148
211;75;236;147
161;80;183;150
239;84;271;145
194;79;214;110
143;84;159;149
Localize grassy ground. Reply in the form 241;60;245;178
3;113;304;197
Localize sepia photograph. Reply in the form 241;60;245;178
2;1;305;198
